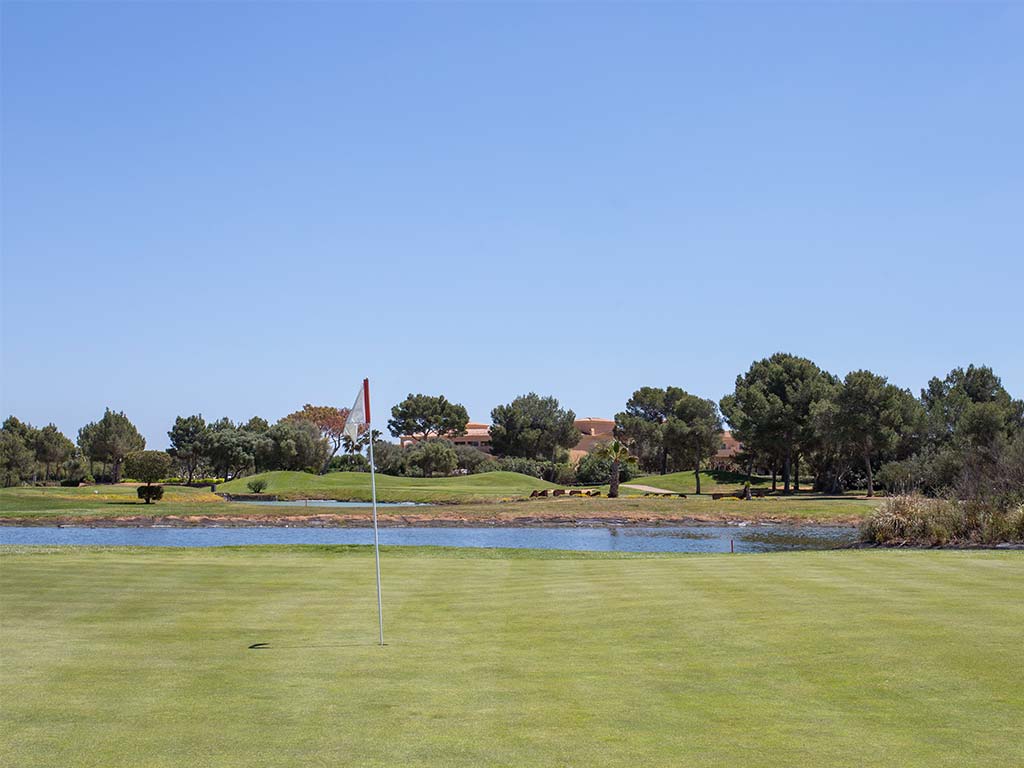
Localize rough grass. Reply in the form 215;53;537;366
216;470;557;502
1;546;1021;767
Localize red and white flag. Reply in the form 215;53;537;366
343;378;372;441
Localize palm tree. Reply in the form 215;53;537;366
595;439;638;498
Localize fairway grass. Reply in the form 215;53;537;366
1;547;1021;767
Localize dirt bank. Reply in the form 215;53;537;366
0;509;863;528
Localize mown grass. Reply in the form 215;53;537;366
1;546;1021;767
216;470;556;502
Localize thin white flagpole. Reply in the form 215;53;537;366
366;388;384;647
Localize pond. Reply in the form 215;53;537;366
0;524;857;553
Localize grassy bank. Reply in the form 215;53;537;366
0;484;879;524
1;546;1021;767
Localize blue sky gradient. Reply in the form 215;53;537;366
2;2;1022;447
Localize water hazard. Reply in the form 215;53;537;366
0;524;856;553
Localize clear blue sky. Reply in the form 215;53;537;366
2;2;1022;448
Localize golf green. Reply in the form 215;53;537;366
1;546;1021;767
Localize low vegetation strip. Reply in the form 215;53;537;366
0;485;880;525
1;547;1021;767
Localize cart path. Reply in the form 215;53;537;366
621;483;678;494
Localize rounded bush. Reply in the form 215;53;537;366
137;485;164;504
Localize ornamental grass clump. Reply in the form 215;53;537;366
1010;505;1024;541
861;494;1024;546
861;495;967;546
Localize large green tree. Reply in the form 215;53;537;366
200;419;256;481
922;364;1022;449
0;419;36;487
664;393;723;495
31;424;75;481
489;393;579;461
78;409;145;483
2;417;40;483
833;371;922;497
720;353;834;493
167;414;208;484
257;420;329;474
614;387;687;474
387;394;470;441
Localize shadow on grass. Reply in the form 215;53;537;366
248;641;386;650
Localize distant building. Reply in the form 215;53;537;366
399;422;493;450
710;430;742;470
400;416;618;460
568;417;616;461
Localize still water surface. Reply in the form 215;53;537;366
0;524;856;553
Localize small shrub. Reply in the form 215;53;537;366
247;478;268;494
137;485;164;504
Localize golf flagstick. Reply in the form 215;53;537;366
368;405;384;647
344;378;384;646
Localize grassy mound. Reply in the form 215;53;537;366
216;470;557;503
1;546;1021;767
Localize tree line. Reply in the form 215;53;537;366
2;354;1021;501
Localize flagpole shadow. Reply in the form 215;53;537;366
248;641;387;650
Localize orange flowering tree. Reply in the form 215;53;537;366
284;404;350;474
